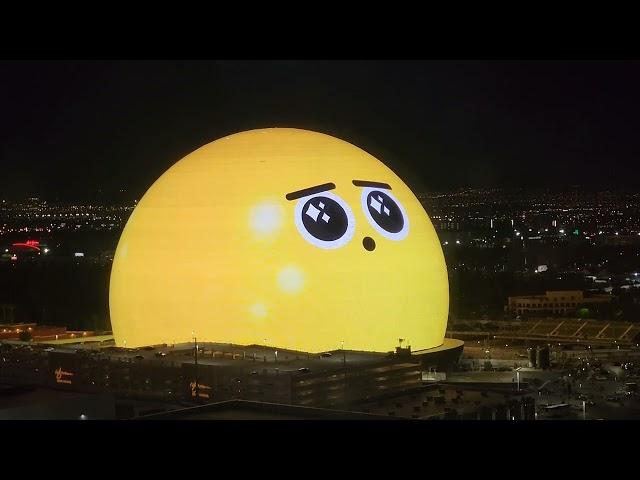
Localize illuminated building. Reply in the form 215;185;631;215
180;349;424;408
506;290;612;316
0;323;108;343
12;239;41;252
0;340;461;415
110;128;449;352
2;239;47;261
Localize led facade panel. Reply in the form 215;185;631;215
109;128;449;352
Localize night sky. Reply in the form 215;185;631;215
1;60;639;201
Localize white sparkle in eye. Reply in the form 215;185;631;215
384;206;390;216
305;204;321;222
370;197;382;214
322;213;330;223
318;201;325;209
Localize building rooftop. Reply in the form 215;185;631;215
138;399;399;420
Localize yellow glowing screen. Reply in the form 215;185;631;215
109;128;449;352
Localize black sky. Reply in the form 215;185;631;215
1;60;639;201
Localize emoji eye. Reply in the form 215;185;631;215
294;192;355;249
361;188;409;241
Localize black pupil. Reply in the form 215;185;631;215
366;190;404;233
301;196;348;241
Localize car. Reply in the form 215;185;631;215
154;352;167;358
298;367;310;373
141;346;155;351
44;347;55;352
133;355;144;360
320;352;332;358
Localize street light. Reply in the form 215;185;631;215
192;330;199;402
582;400;586;420
341;340;346;367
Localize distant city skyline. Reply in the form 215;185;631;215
3;183;640;204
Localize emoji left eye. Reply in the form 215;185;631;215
360;188;409;240
294;192;355;249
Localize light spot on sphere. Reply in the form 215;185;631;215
118;244;128;259
278;266;305;294
250;302;267;318
250;202;283;239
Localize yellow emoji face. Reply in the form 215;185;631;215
109;128;449;352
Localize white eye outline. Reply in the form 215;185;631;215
360;187;409;241
294;191;355;249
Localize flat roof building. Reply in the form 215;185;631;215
506;290;612;317
0;338;463;415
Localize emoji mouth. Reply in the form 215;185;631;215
362;236;376;251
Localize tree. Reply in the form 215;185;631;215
18;330;33;342
577;307;590;319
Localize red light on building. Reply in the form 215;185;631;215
12;240;41;251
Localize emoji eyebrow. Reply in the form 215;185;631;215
285;182;336;201
352;180;392;190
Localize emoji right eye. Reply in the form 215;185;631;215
360;187;409;241
294;192;355;249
